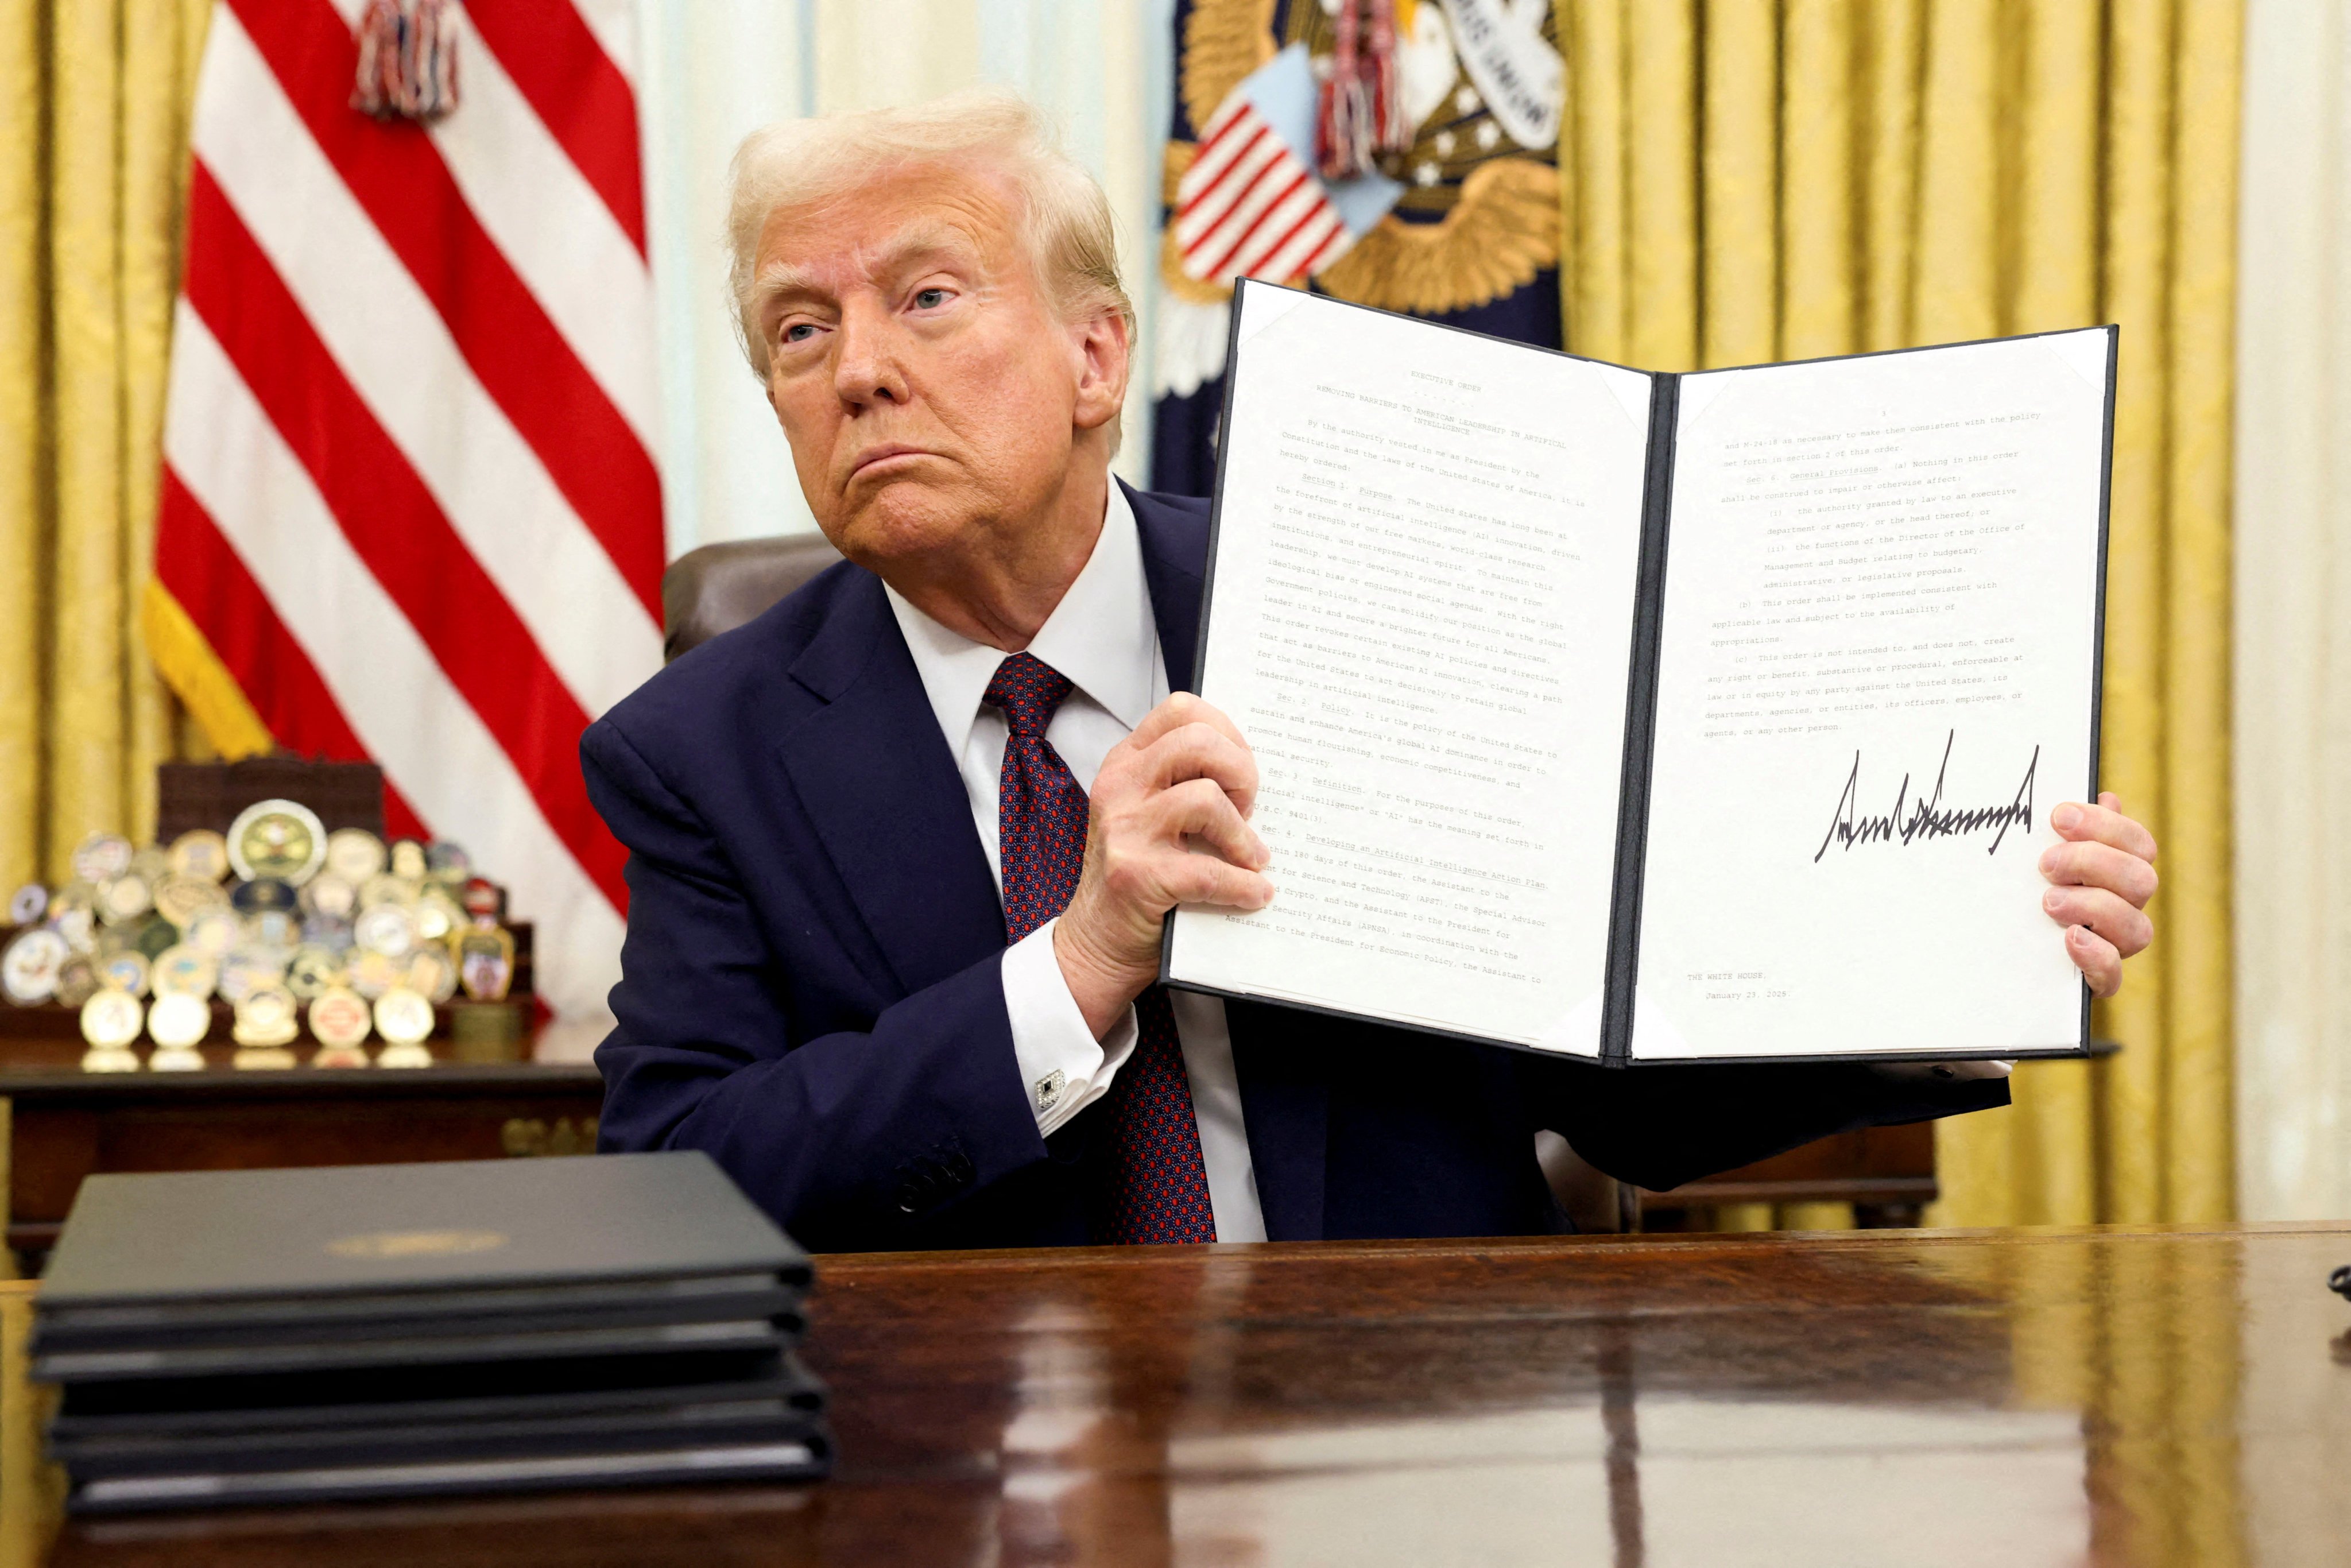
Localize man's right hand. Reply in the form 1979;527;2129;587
1052;692;1273;1038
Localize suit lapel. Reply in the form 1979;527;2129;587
776;570;1007;997
1128;483;1331;1240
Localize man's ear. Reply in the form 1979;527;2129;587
1070;308;1132;433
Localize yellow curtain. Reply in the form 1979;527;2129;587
1559;0;2241;1226
0;0;214;894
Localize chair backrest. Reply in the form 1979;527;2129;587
661;535;845;663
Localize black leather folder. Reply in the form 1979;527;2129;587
37;1152;807;1318
51;1348;821;1441
64;1428;834;1513
55;1396;831;1481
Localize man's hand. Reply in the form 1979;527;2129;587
2040;791;2156;998
1054;693;1272;1037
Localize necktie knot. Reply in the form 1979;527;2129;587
985;652;1074;740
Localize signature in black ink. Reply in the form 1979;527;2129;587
1814;731;2039;862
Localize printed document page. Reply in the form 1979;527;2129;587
1632;331;2112;1059
1165;285;1652;1054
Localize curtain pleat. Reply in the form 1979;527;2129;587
0;0;45;897
0;0;208;891
1558;0;2241;1228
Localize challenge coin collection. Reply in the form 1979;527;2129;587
1;799;519;1072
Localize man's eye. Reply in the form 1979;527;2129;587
913;288;948;309
783;323;819;344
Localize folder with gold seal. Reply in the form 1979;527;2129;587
32;1152;827;1511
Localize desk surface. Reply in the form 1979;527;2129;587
6;1221;2350;1566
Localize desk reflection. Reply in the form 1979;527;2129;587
10;1225;2349;1566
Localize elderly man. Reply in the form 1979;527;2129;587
585;94;2159;1252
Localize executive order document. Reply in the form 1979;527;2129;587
1164;280;2113;1066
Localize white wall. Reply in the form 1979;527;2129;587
636;0;1174;555
2233;0;2351;1221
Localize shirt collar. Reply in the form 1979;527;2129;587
884;481;1160;756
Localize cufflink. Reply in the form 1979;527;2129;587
1034;1068;1067;1113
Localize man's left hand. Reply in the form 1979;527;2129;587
2040;791;2156;997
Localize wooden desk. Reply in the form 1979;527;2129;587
0;1066;604;1267
6;1222;2350;1565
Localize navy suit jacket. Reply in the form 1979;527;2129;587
585;483;2007;1252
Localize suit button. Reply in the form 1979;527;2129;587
942;1148;975;1186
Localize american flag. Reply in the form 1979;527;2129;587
1174;90;1353;287
149;0;661;1040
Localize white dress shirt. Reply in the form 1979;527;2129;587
882;483;1269;1243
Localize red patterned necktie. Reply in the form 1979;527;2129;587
986;652;1217;1245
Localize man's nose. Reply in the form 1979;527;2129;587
832;301;911;408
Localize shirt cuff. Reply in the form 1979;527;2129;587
1001;918;1140;1136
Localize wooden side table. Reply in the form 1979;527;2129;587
0;1064;604;1272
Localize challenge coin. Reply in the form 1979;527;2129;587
218;945;287;1005
308;985;374;1064
286;944;346;1000
388;838;428;883
245;908;301;956
300;872;358;922
167;828;232;883
347;948;402;999
373;986;435;1054
81;988;144;1050
152;873;225;928
324;827;388;885
99;951;151;999
424;841;471;885
233;984;300;1048
227;799;326;886
7;882;48;926
231;877;299;915
183;905;243;959
355;903;419;959
152;944;219;1000
415;889;464;944
407;943;458;1004
69;834;134;886
301;912;355;953
146;989;211;1050
96;874;153;926
54;953;101;1009
2;927;69;1005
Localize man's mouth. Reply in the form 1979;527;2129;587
847;445;934;484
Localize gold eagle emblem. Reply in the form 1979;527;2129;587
1166;0;1560;318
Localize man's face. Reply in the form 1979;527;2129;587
752;160;1109;570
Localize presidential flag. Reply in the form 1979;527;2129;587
1153;0;1566;497
146;0;660;1038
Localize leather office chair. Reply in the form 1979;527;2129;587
661;535;846;663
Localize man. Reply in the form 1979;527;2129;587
586;94;2159;1252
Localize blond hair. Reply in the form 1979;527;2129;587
726;90;1134;379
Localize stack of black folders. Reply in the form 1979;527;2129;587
30;1151;827;1513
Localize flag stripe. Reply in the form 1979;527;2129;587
1176;126;1283;245
193;9;661;719
183;166;628;912
456;0;647;254
233;0;664;616
1182;100;1256;191
155;471;432;843
1187;152;1308;274
1204;169;1313;278
1249;202;1343;284
1176;119;1269;221
419;21;660;452
163;305;629;1021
